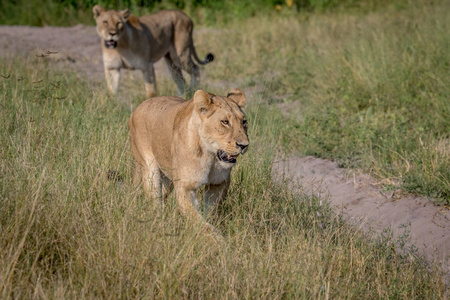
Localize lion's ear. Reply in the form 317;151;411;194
93;5;104;19
194;90;213;113
227;88;246;108
127;15;142;30
120;9;131;21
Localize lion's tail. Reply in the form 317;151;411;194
191;45;214;65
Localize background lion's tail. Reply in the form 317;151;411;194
191;44;214;65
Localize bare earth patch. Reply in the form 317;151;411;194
1;25;448;279
273;156;449;279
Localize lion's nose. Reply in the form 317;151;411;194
236;140;249;151
109;32;117;36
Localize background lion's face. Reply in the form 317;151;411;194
198;96;249;166
93;6;129;49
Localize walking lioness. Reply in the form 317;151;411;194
93;5;214;97
129;89;249;222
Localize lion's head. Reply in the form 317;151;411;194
193;89;250;167
93;5;130;49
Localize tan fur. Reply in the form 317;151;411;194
93;5;214;97
129;89;249;222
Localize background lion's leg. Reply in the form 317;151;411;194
204;181;229;218
173;33;200;95
164;54;185;96
142;64;157;98
178;55;200;95
105;67;120;95
187;63;200;94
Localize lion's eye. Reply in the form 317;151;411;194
221;120;229;126
103;20;108;26
116;22;121;27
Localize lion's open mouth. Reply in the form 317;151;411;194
217;150;238;164
104;39;117;49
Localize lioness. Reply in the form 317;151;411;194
129;89;249;222
93;5;214;97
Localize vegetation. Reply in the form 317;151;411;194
2;0;395;27
0;0;449;297
196;0;450;203
0;57;447;298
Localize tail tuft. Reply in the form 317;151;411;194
205;53;214;63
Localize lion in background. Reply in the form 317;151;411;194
129;88;249;224
93;5;214;97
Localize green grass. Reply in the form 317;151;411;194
194;0;450;203
2;0;447;202
0;56;447;297
1;0;449;296
0;0;396;27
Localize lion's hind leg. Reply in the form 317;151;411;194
140;158;164;205
177;52;200;95
187;64;200;95
172;30;200;95
132;160;142;187
165;53;186;96
142;64;157;98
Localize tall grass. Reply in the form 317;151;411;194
194;0;450;203
2;0;446;202
0;57;447;297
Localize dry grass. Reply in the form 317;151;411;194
192;0;450;203
0;53;447;298
1;0;449;297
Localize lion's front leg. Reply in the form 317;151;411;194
204;181;229;218
142;64;157;98
105;67;121;95
175;184;204;220
173;184;224;243
175;184;224;240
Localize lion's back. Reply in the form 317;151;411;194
129;96;189;162
131;96;184;129
139;10;192;32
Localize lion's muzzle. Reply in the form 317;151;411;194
217;150;239;164
104;39;118;48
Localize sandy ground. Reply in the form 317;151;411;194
273;156;449;278
0;24;448;279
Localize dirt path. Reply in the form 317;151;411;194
1;25;448;279
273;156;449;278
0;24;169;87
